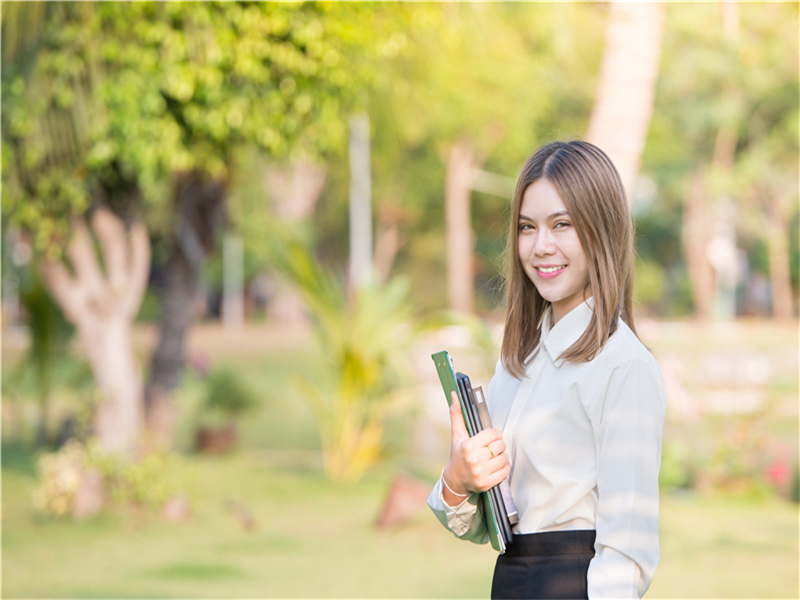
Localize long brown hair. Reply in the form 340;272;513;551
500;140;636;378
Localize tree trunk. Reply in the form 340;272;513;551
683;123;741;322
586;1;666;197
262;159;326;324
681;171;715;320
373;217;403;284
765;198;794;320
265;159;326;221
146;172;226;449
145;249;196;450
373;186;409;284
445;141;478;313
39;207;150;456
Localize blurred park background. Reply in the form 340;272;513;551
1;2;798;598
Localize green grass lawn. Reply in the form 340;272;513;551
2;447;494;599
2;447;798;599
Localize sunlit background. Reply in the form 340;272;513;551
1;2;798;598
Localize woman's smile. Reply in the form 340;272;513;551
535;264;567;278
517;178;591;323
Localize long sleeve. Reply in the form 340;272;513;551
427;476;489;544
587;356;666;598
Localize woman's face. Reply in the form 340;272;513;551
517;178;591;324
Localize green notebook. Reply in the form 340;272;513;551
431;350;513;554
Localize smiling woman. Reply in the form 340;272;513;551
428;141;666;599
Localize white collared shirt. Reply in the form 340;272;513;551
428;300;666;598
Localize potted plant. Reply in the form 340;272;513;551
195;366;257;453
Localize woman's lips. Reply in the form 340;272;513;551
535;265;566;280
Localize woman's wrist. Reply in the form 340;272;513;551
442;474;469;498
441;466;470;506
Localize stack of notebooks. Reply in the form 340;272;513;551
432;350;519;554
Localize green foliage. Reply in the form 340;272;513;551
659;440;692;491
18;272;73;386
31;438;179;517
0;270;97;446
634;257;668;314
2;2;370;256
31;439;86;517
640;2;799;313
314;2;606;309
278;240;416;482
1;3;105;256
92;445;178;509
707;416;775;499
199;366;258;427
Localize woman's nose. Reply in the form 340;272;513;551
533;229;555;256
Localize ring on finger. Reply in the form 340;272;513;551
486;443;495;459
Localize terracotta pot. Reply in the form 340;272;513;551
195;423;237;453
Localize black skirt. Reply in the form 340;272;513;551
491;530;596;600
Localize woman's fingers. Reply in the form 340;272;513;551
468;429;506;463
470;456;510;492
485;438;507;458
484;461;512;490
472;426;505;447
457;432;510;492
446;406;510;494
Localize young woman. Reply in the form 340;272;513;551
428;140;666;599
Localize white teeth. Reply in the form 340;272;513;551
537;265;565;273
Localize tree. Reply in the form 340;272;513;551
357;3;605;313
586;1;666;197
645;2;799;319
2;2;383;459
87;2;364;445
40;209;150;454
2;2;151;457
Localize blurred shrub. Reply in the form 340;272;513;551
703;417;789;501
32;439;85;517
198;366;258;428
32;438;179;517
659;440;693;491
280;241;416;482
94;449;176;509
634;258;668;313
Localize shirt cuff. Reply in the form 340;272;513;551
437;477;480;537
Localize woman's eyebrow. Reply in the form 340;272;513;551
518;210;569;221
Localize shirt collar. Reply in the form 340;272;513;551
540;298;594;363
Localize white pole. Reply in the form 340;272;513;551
349;113;372;290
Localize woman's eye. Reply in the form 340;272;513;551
554;221;571;229
519;223;534;232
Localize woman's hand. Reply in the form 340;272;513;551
442;391;511;506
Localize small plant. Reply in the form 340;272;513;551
195;366;258;453
198;366;257;427
659;440;693;491
279;241;416;482
31;438;179;517
32;439;86;517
